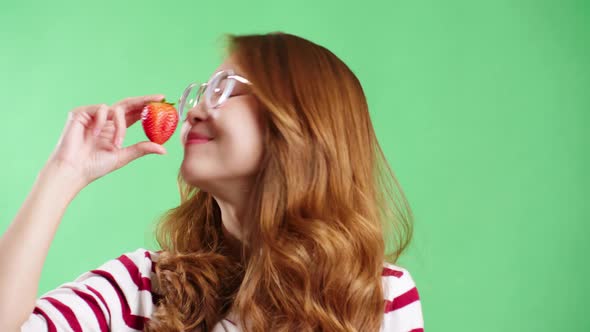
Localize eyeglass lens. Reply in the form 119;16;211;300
180;71;236;118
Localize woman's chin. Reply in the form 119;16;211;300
180;161;211;186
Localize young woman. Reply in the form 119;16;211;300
1;32;424;331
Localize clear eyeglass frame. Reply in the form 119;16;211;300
177;69;252;120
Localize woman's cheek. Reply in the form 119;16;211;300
179;121;191;145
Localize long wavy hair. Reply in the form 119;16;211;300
143;32;414;332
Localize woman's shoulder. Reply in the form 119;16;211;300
21;248;163;331
381;262;421;301
85;247;161;280
117;247;161;270
112;247;165;290
120;247;161;259
380;262;424;331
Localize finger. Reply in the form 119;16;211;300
116;141;167;167
96;138;118;152
114;94;166;115
71;103;107;116
124;109;143;128
67;104;106;131
93;104;110;137
112;106;126;148
112;94;167;130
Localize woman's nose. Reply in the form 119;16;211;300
185;103;209;124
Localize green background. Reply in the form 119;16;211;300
1;0;588;330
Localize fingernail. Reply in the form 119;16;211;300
116;138;123;148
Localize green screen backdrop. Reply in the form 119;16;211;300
1;0;588;331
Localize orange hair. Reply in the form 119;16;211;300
144;32;414;332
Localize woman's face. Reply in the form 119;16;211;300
179;57;264;191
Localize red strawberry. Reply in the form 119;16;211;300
140;100;179;145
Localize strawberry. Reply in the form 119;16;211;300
140;100;179;145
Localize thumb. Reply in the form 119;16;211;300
117;141;167;166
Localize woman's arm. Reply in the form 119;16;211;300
0;94;165;331
19;247;158;331
0;162;85;330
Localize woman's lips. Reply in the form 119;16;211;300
185;138;212;145
185;131;213;145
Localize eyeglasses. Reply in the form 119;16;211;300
177;69;252;119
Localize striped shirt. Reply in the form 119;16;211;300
20;248;424;331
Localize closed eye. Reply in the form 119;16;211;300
229;93;247;99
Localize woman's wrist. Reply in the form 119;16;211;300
38;160;87;201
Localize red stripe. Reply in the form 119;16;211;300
90;269;148;330
87;285;112;321
43;297;83;332
117;254;152;291
384;287;420;313
382;267;404;278
67;287;109;332
144;251;156;273
410;329;424;332
33;307;57;332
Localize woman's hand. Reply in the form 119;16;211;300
45;94;169;188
